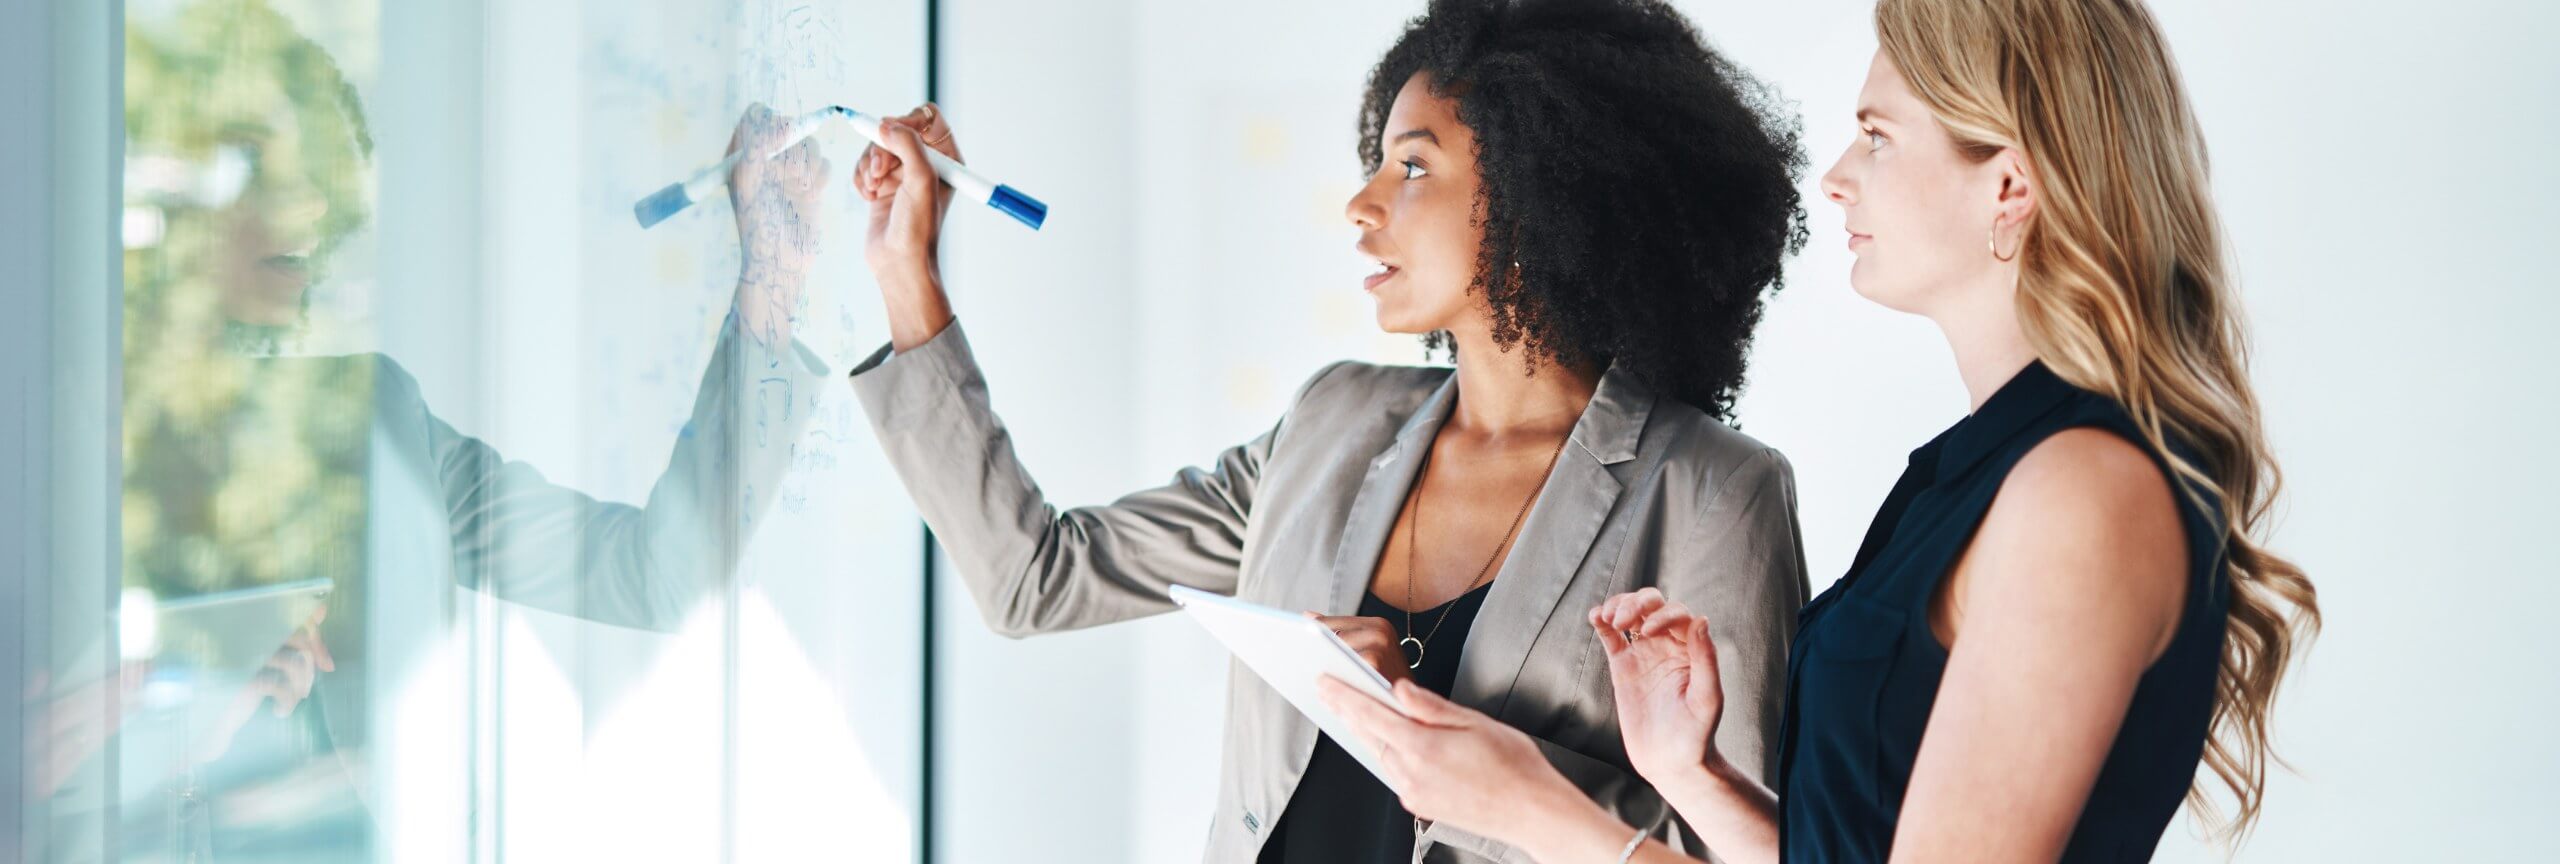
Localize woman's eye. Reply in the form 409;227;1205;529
1401;159;1429;180
1864;129;1886;152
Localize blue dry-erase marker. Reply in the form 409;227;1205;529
633;105;1047;231
829;106;1047;230
632;108;839;229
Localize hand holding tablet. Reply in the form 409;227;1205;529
1168;585;1412;790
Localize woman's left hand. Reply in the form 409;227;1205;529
1592;588;1727;787
1316;676;1588;840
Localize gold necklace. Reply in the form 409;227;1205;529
1396;432;1570;669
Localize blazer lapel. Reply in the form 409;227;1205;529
1450;365;1654;715
1325;373;1458;617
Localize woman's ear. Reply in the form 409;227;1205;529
1992;147;2038;229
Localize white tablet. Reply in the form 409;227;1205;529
151;577;335;673
1169;584;1410;791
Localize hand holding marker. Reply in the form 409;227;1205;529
635;105;1046;230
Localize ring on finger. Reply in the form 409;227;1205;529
921;105;951;143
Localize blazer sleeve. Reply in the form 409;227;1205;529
847;319;1336;638
1675;446;1811;785
435;317;830;631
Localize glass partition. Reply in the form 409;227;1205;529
24;1;930;860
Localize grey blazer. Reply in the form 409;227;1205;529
849;320;1808;864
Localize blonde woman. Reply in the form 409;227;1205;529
1322;0;2321;861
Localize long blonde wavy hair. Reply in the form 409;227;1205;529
1872;0;2320;846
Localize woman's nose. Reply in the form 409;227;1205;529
1819;148;1856;206
1345;179;1383;230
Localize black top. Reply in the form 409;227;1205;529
1775;361;2232;862
1257;583;1495;864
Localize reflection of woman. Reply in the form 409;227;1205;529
95;0;838;854
847;1;1809;860
1323;1;2322;862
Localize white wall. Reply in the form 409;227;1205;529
935;0;2559;861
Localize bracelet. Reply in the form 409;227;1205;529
1615;825;1649;864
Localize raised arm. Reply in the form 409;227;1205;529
847;320;1339;636
431;103;835;631
426;319;828;631
845;102;1335;636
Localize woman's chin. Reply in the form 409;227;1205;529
1369;301;1436;336
1846;262;1918;314
219;289;306;328
1372;313;1434;337
1848;276;1934;317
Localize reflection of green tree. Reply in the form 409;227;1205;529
122;0;378;602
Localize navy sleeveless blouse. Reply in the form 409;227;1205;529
1776;361;2231;862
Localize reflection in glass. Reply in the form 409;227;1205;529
79;0;840;859
118;1;385;855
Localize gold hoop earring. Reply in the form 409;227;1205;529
1988;223;2019;263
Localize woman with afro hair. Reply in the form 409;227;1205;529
844;1;1808;861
